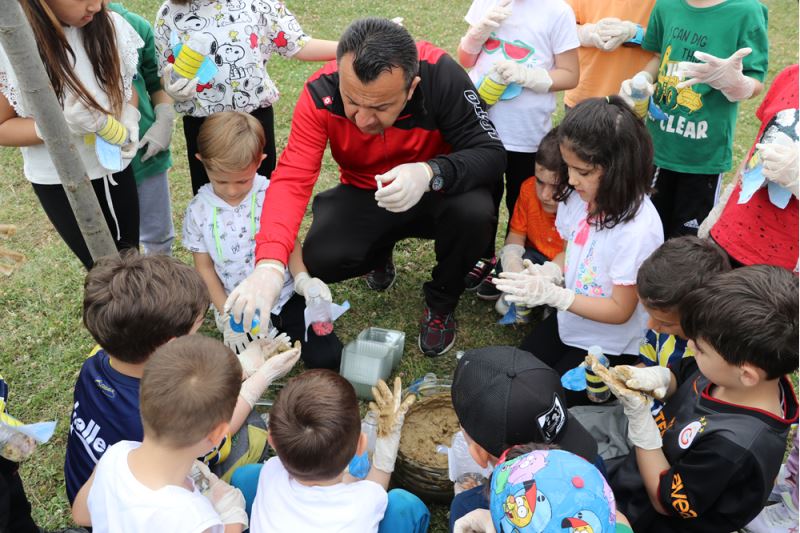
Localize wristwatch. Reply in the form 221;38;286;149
428;160;445;192
625;24;645;47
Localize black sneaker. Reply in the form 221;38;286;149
464;257;497;291
365;257;396;291
475;274;501;300
418;305;457;357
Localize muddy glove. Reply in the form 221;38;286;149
239;342;301;407
493;271;575;310
369;377;416;473
163;64;198;102
499;244;525;274
293;272;332;303
616;365;673;400
677;48;755;102
191;461;248;528
619;71;654;109
604;375;662;450
120;104;141;160
698;180;736;238
521;258;564;285
576;23;606;49
236;334;292;378
493;60;552;94
374;162;432;213
757;142;799;198
139;103;176;161
459;0;512;54
454;509;496;533
63;93;107;136
225;261;285;332
596;18;639;51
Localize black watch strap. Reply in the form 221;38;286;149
428;159;445;192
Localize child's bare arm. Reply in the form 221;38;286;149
0;92;41;147
71;470;96;526
287;238;306;278
365;466;391;490
548;49;580;92
222;524;243;533
569;283;639;324
293;39;337;62
635;447;671;515
192;252;228;312
457;44;479;69
504;231;526;247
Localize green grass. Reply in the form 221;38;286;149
0;0;797;530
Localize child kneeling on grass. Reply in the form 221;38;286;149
182;111;342;369
72;335;249;532
604;265;798;532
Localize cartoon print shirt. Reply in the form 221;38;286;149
610;357;798;532
465;0;578;152
182;174;293;314
555;191;663;355
154;0;309;117
642;0;768;174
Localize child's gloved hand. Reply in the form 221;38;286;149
293;272;332;303
493;271;574;310
596;18;639;51
757;142;799;198
618;71;654;109
615;365;673;400
239;341;301;407
120;104;141;160
492;61;552;94
460;0;512;54
163;64;198;102
677;48;755;102
226;261;285;332
374;162;432;213
498;244;525;274
521;259;564;285
369;377;416;473
235;334;289;377
63;93;107;135
454;509;496;533
192;461;248;528
603;375;662;450
139;103;176;162
576;22;606;49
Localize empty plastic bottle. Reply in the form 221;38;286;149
630;72;651;119
306;284;333;336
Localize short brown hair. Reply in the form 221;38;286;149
269;370;361;481
140;335;242;448
83;250;209;364
197;111;266;173
535;126;564;174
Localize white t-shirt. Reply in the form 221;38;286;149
555;192;663;355
87;440;223;533
182;174;293;314
465;0;578;152
250;456;388;533
0;12;142;185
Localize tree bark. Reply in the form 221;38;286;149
0;0;117;263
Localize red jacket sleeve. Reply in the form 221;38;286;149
255;85;328;264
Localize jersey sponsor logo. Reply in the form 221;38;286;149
655;411;675;436
670;473;698;518
70;401;107;462
94;378;116;399
463;90;500;140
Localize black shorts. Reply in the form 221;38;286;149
651;167;722;239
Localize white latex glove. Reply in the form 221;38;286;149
459;0;512;54
677;48;755;102
191;461;248;528
454;509;496;533
293;272;332;303
615;365;673;400
576;23;606;49
757;142;799;198
499;244;525;274
493;271;575;310
63;93;106;135
139;103;176;162
603;377;662;450
493;60;553;94
697;179;736;238
120;103;141;160
391;16;404;27
619;71;654;109
521;258;564;285
236;334;292;378
163;64;198;102
369;377;416;473
374;163;432;213
596;18;638;51
225;261;285;331
239;342;301;407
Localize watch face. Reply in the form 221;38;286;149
431;176;444;191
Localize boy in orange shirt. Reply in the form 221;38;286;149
477;128;565;324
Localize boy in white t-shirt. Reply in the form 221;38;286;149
247;370;429;533
71;335;249;533
182;111;341;369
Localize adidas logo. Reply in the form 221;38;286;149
684;219;699;229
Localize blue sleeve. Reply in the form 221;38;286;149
449;484;489;532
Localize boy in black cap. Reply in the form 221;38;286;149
448;346;600;531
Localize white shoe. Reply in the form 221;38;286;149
743;493;799;532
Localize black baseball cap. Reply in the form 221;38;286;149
452;346;598;460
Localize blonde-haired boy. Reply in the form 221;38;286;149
182;112;342;369
72;335;249;532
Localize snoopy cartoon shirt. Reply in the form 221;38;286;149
641;0;768;174
154;0;310;117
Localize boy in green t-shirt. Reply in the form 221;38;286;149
108;3;177;255
620;0;768;239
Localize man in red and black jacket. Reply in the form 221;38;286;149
226;18;506;356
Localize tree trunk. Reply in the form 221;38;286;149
0;0;117;263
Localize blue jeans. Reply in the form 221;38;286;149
231;464;430;532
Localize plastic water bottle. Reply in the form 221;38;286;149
229;310;261;336
446;431;492;494
478;71;508;106
171;33;212;82
306;284;333;336
585;345;611;403
630;73;651;119
349;412;379;479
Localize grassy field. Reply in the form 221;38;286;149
0;0;797;530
